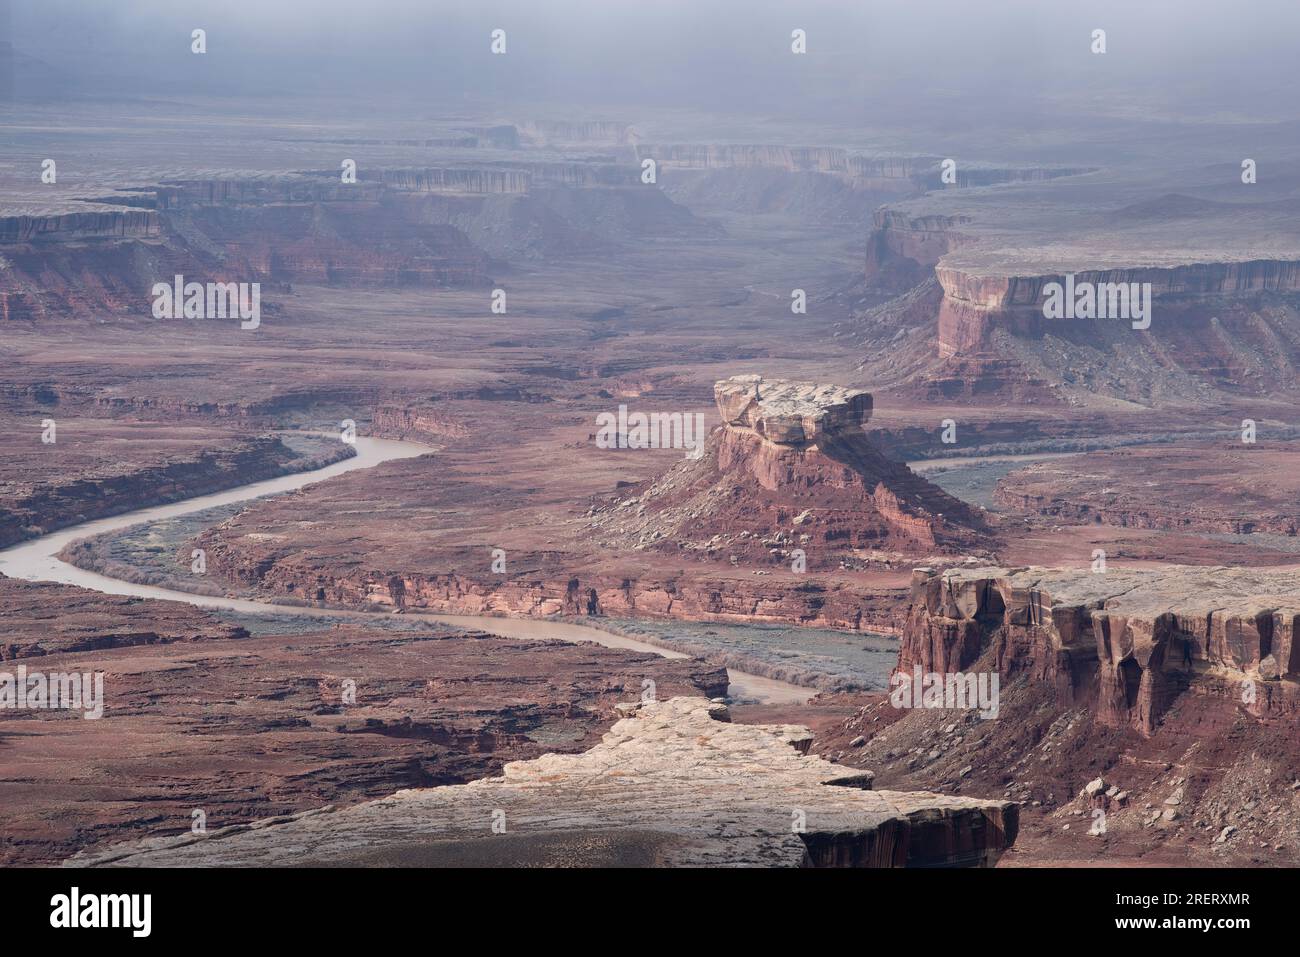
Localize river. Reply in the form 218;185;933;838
0;436;811;705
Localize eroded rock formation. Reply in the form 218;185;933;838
861;184;1300;402
71;697;1017;867
818;563;1300;864
902;564;1300;736
589;375;993;566
1;157;704;320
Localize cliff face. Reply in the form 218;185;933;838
0;181;493;321
169;199;491;286
189;536;909;633
0;209;159;243
2;161;704;320
370;404;471;442
376;168;531;194
864;210;974;293
901;565;1300;737
0;236;197;321
861;176;1300;404
934;261;1300;356
587;375;993;566
813;563;1300;864
859;205;1300;401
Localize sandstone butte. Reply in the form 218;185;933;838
903;564;1300;736
591;374;992;566
69;698;1018;868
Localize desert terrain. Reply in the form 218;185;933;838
3;2;1299;876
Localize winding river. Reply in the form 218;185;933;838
0;436;810;705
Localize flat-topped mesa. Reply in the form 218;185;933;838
860;185;1300;400
589;374;993;564
933;260;1300;357
714;375;872;448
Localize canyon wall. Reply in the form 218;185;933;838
901;565;1300;736
183;537;910;634
864;210;973;292
0;209;159;244
2;158;698;320
934;261;1300;356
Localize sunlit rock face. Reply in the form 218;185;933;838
714;375;873;447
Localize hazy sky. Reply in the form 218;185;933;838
5;0;1298;123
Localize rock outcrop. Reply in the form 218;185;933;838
933;261;1300;358
71;697;1017;867
860;183;1300;402
589;375;993;566
0;604;725;865
902;564;1300;736
820;563;1300;865
714;375;873;444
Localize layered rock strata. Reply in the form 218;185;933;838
589;375;992;565
864;187;1300;403
1;159;698;319
902;565;1300;736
